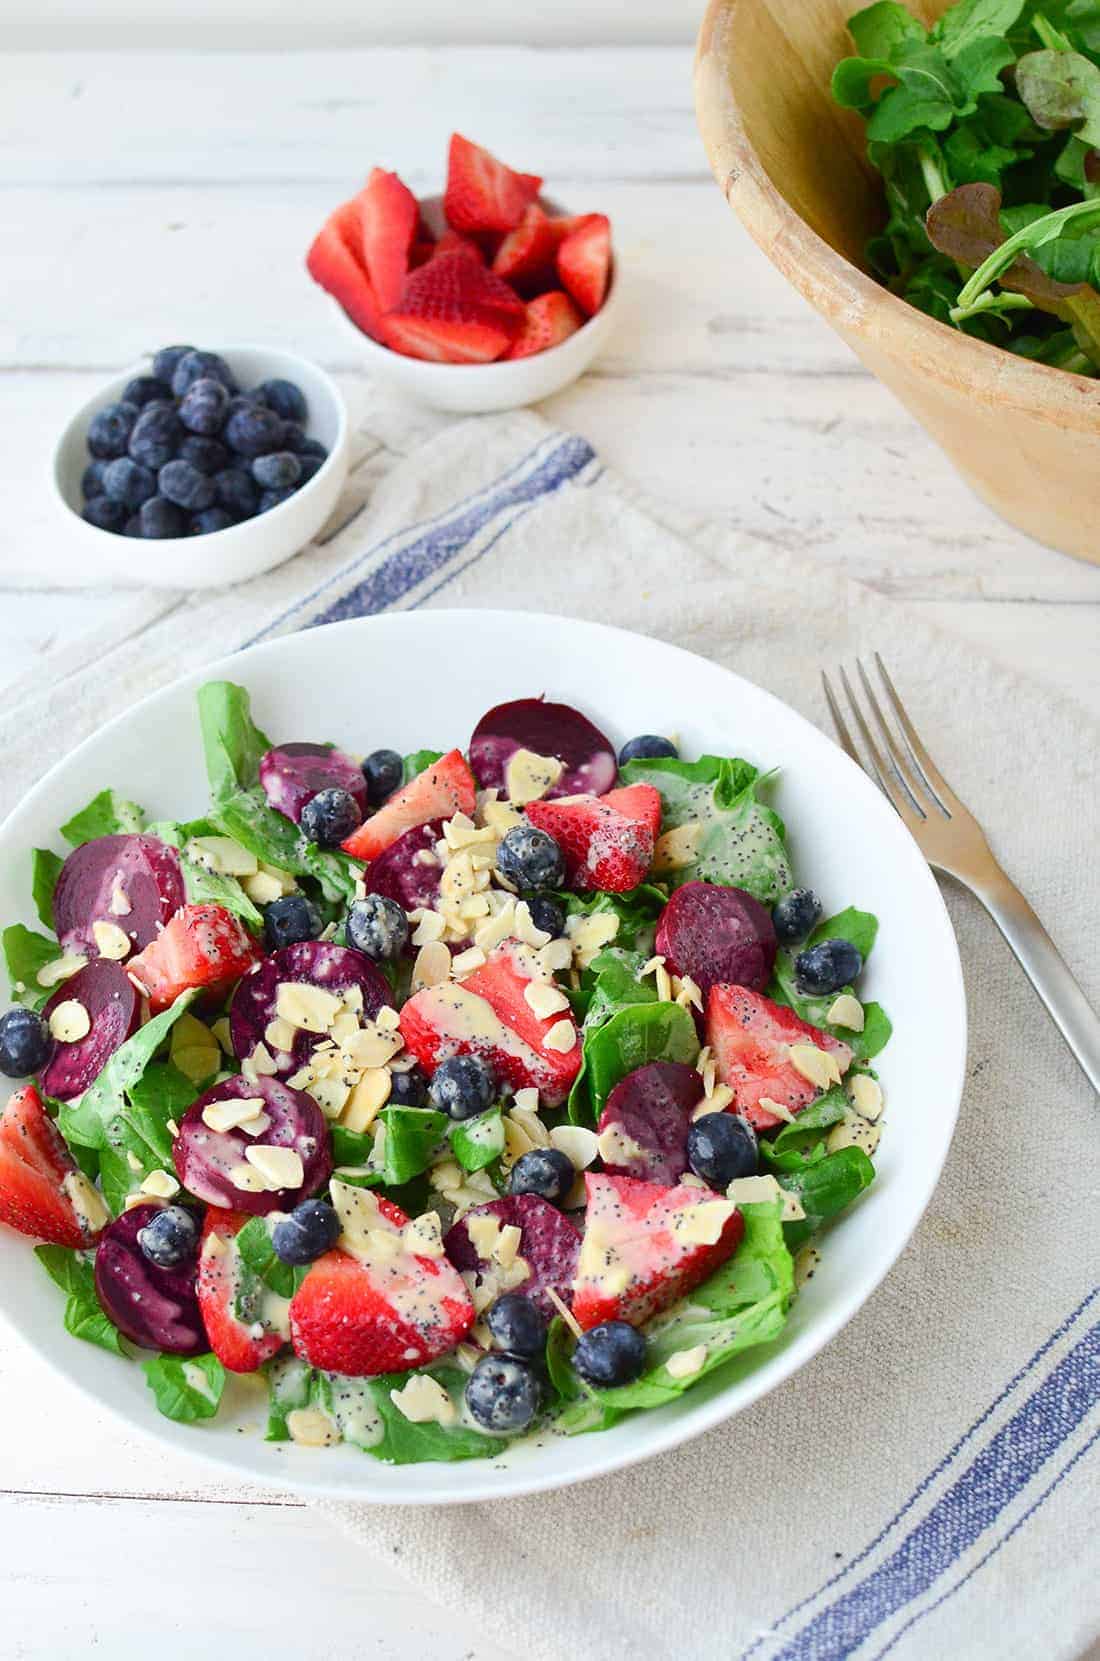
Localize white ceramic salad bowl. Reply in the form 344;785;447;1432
0;611;966;1503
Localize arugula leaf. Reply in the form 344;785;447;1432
60;789;144;846
849;0;927;59
933;0;1026;58
58;992;199;1169
403;749;444;783
35;1244;127;1356
31;849;63;931
2;924;59;1010
619;755;791;902
378;1106;449;1185
781;1147;876;1251
449;1106;505;1173
573;1001;699;1124
142;1352;226;1423
197;680;271;801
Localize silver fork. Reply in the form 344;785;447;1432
823;655;1100;1095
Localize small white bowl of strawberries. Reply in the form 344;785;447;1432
306;133;618;413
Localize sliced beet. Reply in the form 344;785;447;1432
597;1061;701;1185
229;941;390;1074
655;880;777;998
53;833;185;959
259;743;368;824
173;1075;331;1215
364;818;444;914
469;697;617;799
39;958;141;1101
94;1202;205;1354
444;1194;581;1319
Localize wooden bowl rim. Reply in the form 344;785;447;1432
694;0;1100;435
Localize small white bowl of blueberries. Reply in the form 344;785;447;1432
53;343;350;589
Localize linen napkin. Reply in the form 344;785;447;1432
2;397;1096;1661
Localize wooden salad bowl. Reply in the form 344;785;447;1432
694;0;1100;565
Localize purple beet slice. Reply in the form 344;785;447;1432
597;1061;701;1185
364;819;444;914
94;1202;205;1354
259;743;368;824
655;880;777;998
173;1075;331;1215
39;958;141;1101
469;697;617;799
53;833;185;959
444;1194;581;1319
229;941;390;1074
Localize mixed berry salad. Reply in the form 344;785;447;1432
0;686;890;1461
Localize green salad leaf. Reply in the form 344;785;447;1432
142;1352;226;1423
149;819;264;932
1016;45;1100;144
570;1000;700;1124
60;789;145;846
31;849;63;931
759;1085;850;1172
35;1245;127;1356
403;749;444;782
769;907;892;1062
264;1355;316;1440
234;1215;301;1301
197;679;271;802
2;924;60;1010
337;1369;501;1463
449;1105;505;1173
378;1106;450;1186
781;1147;877;1251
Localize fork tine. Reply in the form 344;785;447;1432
855;658;932;819
873;654;960;813
837;666;916;823
821;671;861;767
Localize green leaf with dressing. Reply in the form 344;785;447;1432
57;992;199;1166
209;787;359;907
60;789;145;847
142;1352;226;1423
759;1085;850;1173
781;1147;877;1251
149;819;264;932
31;849;63;931
378;1106;450;1186
572;1000;700;1125
353;1369;502;1463
234;1215;302;1301
35;1244;128;1356
2;924;59;1010
449;1106;505;1173
264;1356;316;1440
768;907;892;1062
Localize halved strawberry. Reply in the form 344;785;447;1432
526;783;661;892
409;238;436;270
557;214;612;316
289;1194;474;1375
707;985;853;1131
444;133;542;235
491;203;556;286
306;201;383;339
378;251;526;365
506;291;585;360
127;903;260;1015
342;749;477;862
196;1209;284;1374
433;229;485;264
0;1085;105;1248
358;167;419;312
571;1172;744;1330
378;313;513;364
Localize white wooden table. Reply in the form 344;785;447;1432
2;45;1099;1661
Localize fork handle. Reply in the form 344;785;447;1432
974;872;1100;1095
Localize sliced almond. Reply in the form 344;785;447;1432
139;1168;180;1199
850;1073;884;1121
524;981;570;1019
389;1374;456;1426
504;748;564;806
92;920;131;961
244;1144;305;1191
48;1000;91;1043
549;1124;599;1171
666;1344;707;1380
788;1042;843;1091
36;953;88;989
202;1096;269;1134
275;982;343;1035
412;941;452;991
827;993;865;1032
340;1068;391;1133
452;946;487;978
544;1018;577;1054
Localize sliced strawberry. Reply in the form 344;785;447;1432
0;1085;104;1248
433;229;485;264
506;291;585;360
196;1209;284;1374
707;985;853;1131
546;212;600;249
358;167;419;312
526;783;660;893
491;202;556;286
290;1195;474;1375
342;749;477;862
306;201;383;339
557;214;612;316
379;250;525;364
378;313;514;365
127;903;260;1015
444;133;542;235
571;1172;744;1331
408;238;436;270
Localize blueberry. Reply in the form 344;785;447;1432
772;888;822;946
300;437;328;460
525;896;565;938
465;1354;541;1433
496;824;565;891
224;402;284;458
251;451;301;490
686;1112;758;1189
280;421;309;454
618;734;678;766
427;1054;495;1121
362;748;403;806
139;496;187;539
272;1199;341;1266
152;344;195;384
170;349;237;399
795;938;863;997
258;486;298;513
0;1007;51;1077
158;459;216;512
572;1321;647;1388
386;1066;428;1108
179;435;231;475
128;403;183;471
87;400;140;459
123;514;143;537
81;460;107;498
298;455;325;484
346;894;409;962
178;376;230;437
213;467;259;520
299;786;362;848
136;1204;198;1269
190;508;234;535
255;378;307;424
123;375;171;409
102;457;157;508
507;1147;574;1205
486;1292;547;1361
82;496;128;533
263;894;322;951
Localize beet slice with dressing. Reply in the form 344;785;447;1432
53;833;185;960
444;1194;581;1319
39;958;141;1101
229;941;391;1074
173;1075;332;1215
259;743;368;824
469;697;617;798
94;1201;206;1354
596;1061;701;1186
363;818;444;914
655;880;777;998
